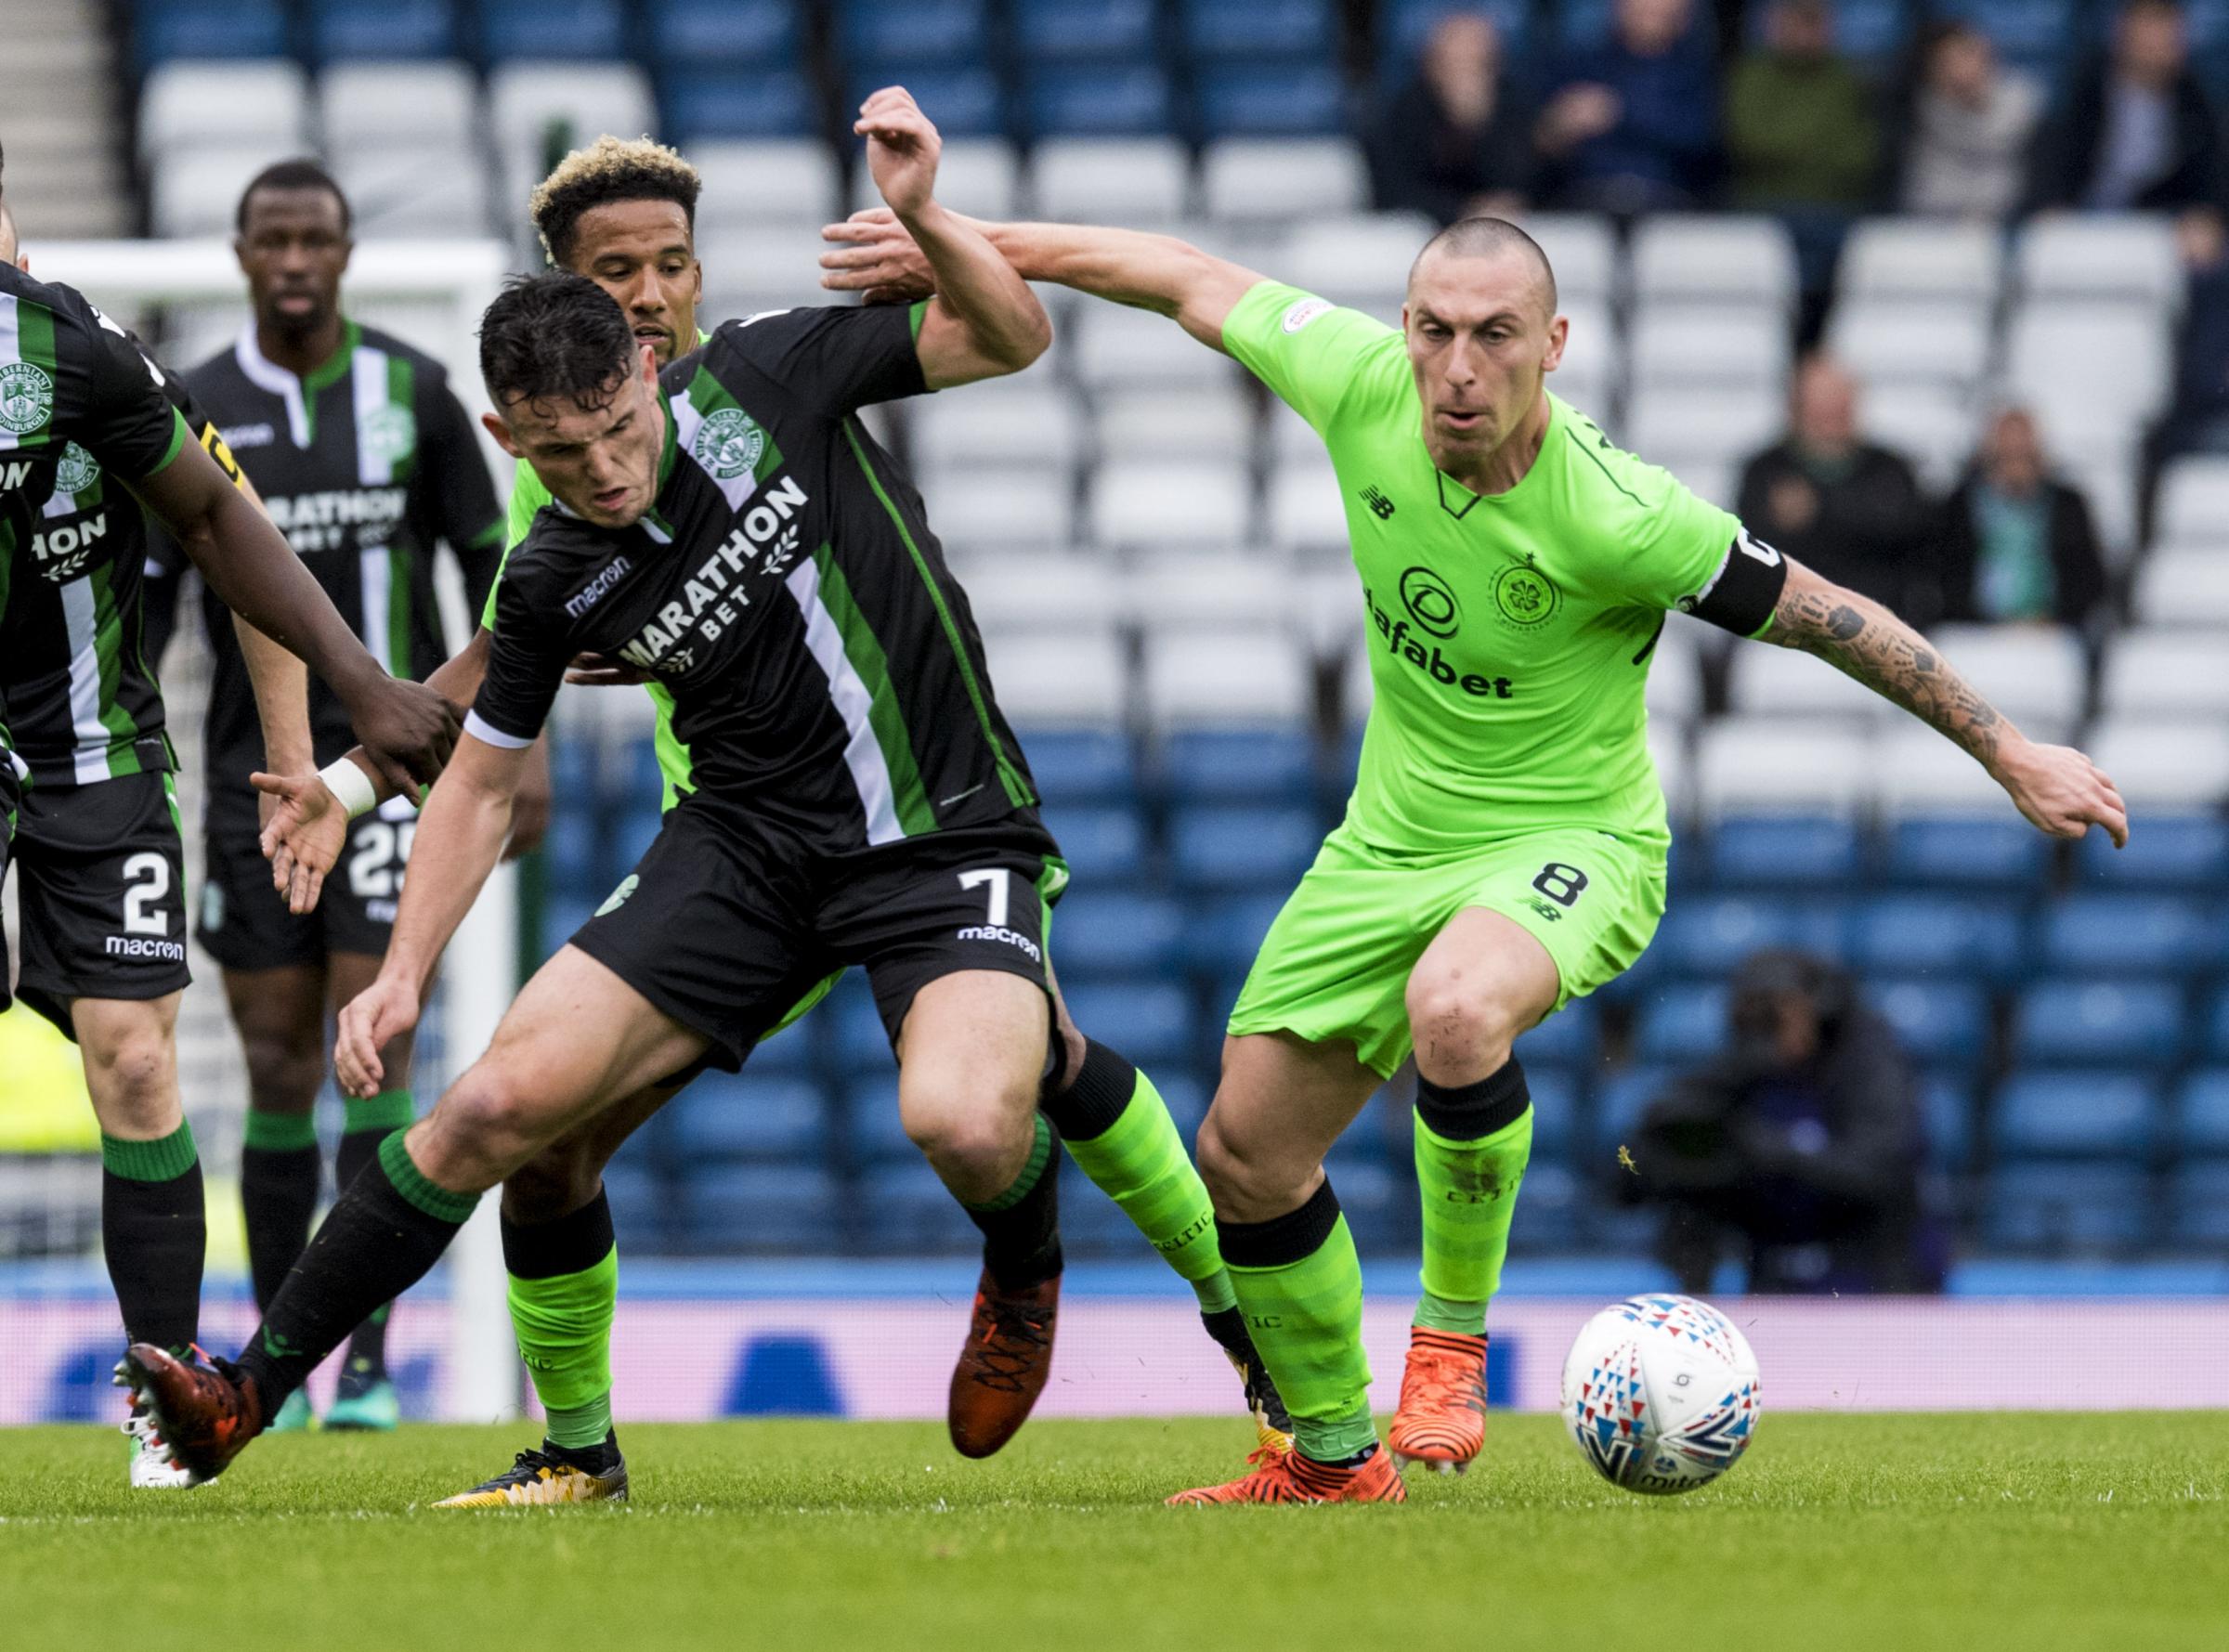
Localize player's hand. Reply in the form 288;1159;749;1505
342;672;457;799
821;207;938;305
857;86;942;220
506;735;554;863
252;769;347;915
1991;737;2130;848
336;973;421;1099
565;649;653;686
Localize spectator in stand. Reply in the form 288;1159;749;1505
1366;10;1537;224
1929;408;2108;628
1899;20;2044;220
1620;951;1949;1296
1537;0;1721;214
2024;0;2228;270
1736;354;1929;611
1725;0;1883;333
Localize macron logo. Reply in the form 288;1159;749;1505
566;556;633;618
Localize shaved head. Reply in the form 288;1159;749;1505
1408;216;1558;320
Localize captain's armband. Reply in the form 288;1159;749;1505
1680;528;1789;638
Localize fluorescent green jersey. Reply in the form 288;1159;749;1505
1222;281;1774;855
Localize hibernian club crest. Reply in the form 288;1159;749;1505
691;408;765;480
53;441;100;497
0;360;55;436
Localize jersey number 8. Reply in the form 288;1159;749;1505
1531;863;1589;907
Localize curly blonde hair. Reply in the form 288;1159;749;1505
529;136;702;267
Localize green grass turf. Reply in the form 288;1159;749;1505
3;1414;2223;1650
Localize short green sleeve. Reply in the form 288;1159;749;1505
1610;468;1746;617
1219;280;1401;433
482;456;552;632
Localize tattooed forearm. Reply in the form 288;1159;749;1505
1758;567;2011;770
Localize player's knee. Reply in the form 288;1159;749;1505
435;1067;547;1179
1404;972;1522;1077
903;1073;1038;1182
1195;1111;1303;1219
82;1017;176;1126
240;1031;325;1111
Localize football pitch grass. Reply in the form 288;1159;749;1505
4;1413;2223;1650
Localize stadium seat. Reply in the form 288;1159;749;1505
851;137;1022;215
1180;891;1290;981
1518;214;1618;306
307;0;459;60
1195;64;1349;137
1631;216;1798;310
1283;212;1440;316
1854;384;1975;492
139;60;310;165
2040;895;2228;976
599;1163;671;1248
2173;1069;2229;1156
1651;895;1844;975
1983;1164;2152;1254
1724;645;1890;722
2131;548;2229;628
746;1012;818;1078
1846;896;2028;985
2076;813;2229;890
1624;387;1782;471
838;1077;916;1165
831;990;896;1078
2168;1162;2229;1247
1031;138;1191;224
2099;629;2229;720
922;468;1075;549
1520;1066;1584;1165
1200;138;1366;223
1828;302;1994;395
1549;299;1619;414
860;1161;977;1253
334;152;490;238
837;0;988;67
1128;556;1294;634
1184;0;1336;57
1881;815;2051;890
1516;999;1599;1071
1073;304;1236;386
1140;633;1311;728
1023;64;1178;137
1633;982;1728;1063
1058;982;1198;1067
1704;816;1865;889
2205;988;2229;1061
1926;625;2090;735
2153;454;2229;544
1837;218;2003;306
1094;385;1256;462
1036;804;1149;882
669;1076;830;1164
1013;0;1159;59
650;0;801;67
1921;1073;1977;1172
1088;462;1254;551
2012;979;2186;1068
1628;306;1791;392
916;389;1088;480
1869;980;1992;1072
319;62;479;155
2005;302;2172;443
682;1166;842;1251
1992;1069;2164;1157
2015;214;2184;311
839;64;1006;137
1047;891;1186;975
1012;727;1137;803
489;64;658;192
1167;805;1322;891
688;140;841;226
1593;1063;1675;1150
2083;718;2229;809
134;0;288;65
1694;719;1875;818
479;0;625;61
1158;727;1317;802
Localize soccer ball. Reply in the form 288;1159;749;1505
1559;1294;1762;1495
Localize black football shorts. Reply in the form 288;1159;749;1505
196;796;418;971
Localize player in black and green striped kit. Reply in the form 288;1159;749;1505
144;161;508;1435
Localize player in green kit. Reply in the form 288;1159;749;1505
822;212;2131;1502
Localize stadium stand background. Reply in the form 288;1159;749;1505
7;0;2227;1280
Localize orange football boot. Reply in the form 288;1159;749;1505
1167;1442;1407;1505
947;1268;1060;1459
113;1344;267;1485
1388;1326;1489;1473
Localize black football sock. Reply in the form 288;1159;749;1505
101;1121;206;1356
960;1113;1062;1291
238;1108;319;1314
336;1090;414;1375
234;1131;476;1411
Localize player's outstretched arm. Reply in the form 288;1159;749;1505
854;86;1052;387
332;728;528;1098
1756;558;2129;846
823;206;1263;354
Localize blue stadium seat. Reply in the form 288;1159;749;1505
862;1161;976;1252
1013;727;1136;802
650;0;801;67
1323;1162;1408;1250
2040;895;2229;976
1921;1072;1976;1172
1152;1072;1209;1136
1024;64;1177;136
838;0;989;69
2011;980;2185;1069
669;1076;829;1163
1868;980;1991;1073
1593;1063;1675;1151
1515;998;1598;1069
1325;1090;1401;1169
609;799;662;881
1168;805;1320;891
1040;805;1149;881
1633;983;1727;1063
1509;1162;1584;1252
1379;0;1535;71
2076;813;2229;890
1049;891;1186;975
1059;982;1197;1067
843;67;1008;137
2207;988;2229;1061
1013;0;1160;59
1846;896;2028;985
479;0;625;61
1649;896;1843;976
682;1166;842;1250
1195;64;1349;137
664;72;817;140
2173;1069;2229;1157
842;1077;915;1164
1705;816;1865;889
1185;0;1338;59
1179;891;1288;980
308;0;457;60
743;1006;818;1076
830;986;896;1076
2168;1163;2229;1246
542;807;601;892
1525;1065;1583;1164
623;733;667;799
1983;1164;2151;1254
599;1163;670;1249
136;0;289;64
537;895;599;961
1159;728;1316;803
1883;817;2051;891
1991;1070;2162;1160
1056;1159;1144;1255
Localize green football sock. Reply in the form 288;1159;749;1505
502;1190;619;1451
1413;1062;1533;1338
1219;1181;1376;1463
1043;1041;1235;1315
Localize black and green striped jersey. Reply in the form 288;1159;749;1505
1;265;204;793
168;320;503;829
471;306;1045;853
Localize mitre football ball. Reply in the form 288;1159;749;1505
1559;1294;1762;1495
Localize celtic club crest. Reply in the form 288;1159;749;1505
691;408;764;480
54;441;100;496
1493;560;1561;628
0;360;55;436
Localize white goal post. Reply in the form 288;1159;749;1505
30;238;524;1421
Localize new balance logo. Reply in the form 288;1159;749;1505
1362;486;1395;520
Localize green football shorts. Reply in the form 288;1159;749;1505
1227;820;1668;1078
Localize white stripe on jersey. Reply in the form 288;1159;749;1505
667;383;762;516
59;575;112;785
359;542;393;676
352;344;393;485
784;555;903;847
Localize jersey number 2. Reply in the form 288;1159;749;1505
122;852;170;936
